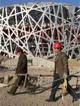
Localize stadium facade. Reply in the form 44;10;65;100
0;2;80;58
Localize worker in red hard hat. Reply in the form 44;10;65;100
46;42;78;102
53;42;62;54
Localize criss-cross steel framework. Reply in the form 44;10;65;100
0;3;80;58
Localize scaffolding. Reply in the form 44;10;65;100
0;3;80;58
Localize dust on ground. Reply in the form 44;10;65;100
0;59;80;106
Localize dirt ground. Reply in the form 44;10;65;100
0;59;80;106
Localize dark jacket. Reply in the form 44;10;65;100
54;52;69;77
16;53;27;74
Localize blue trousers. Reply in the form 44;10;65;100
50;74;77;99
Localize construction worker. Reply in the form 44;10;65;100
7;47;28;95
46;42;78;102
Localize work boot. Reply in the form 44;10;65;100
46;96;56;102
46;98;56;102
72;97;78;103
7;91;15;96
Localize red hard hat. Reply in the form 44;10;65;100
53;42;62;49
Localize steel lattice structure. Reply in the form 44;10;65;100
0;3;80;58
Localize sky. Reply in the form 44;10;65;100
0;0;80;7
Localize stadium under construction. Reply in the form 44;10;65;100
0;2;80;58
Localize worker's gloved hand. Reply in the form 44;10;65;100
61;79;67;95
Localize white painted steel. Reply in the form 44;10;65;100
0;3;79;58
